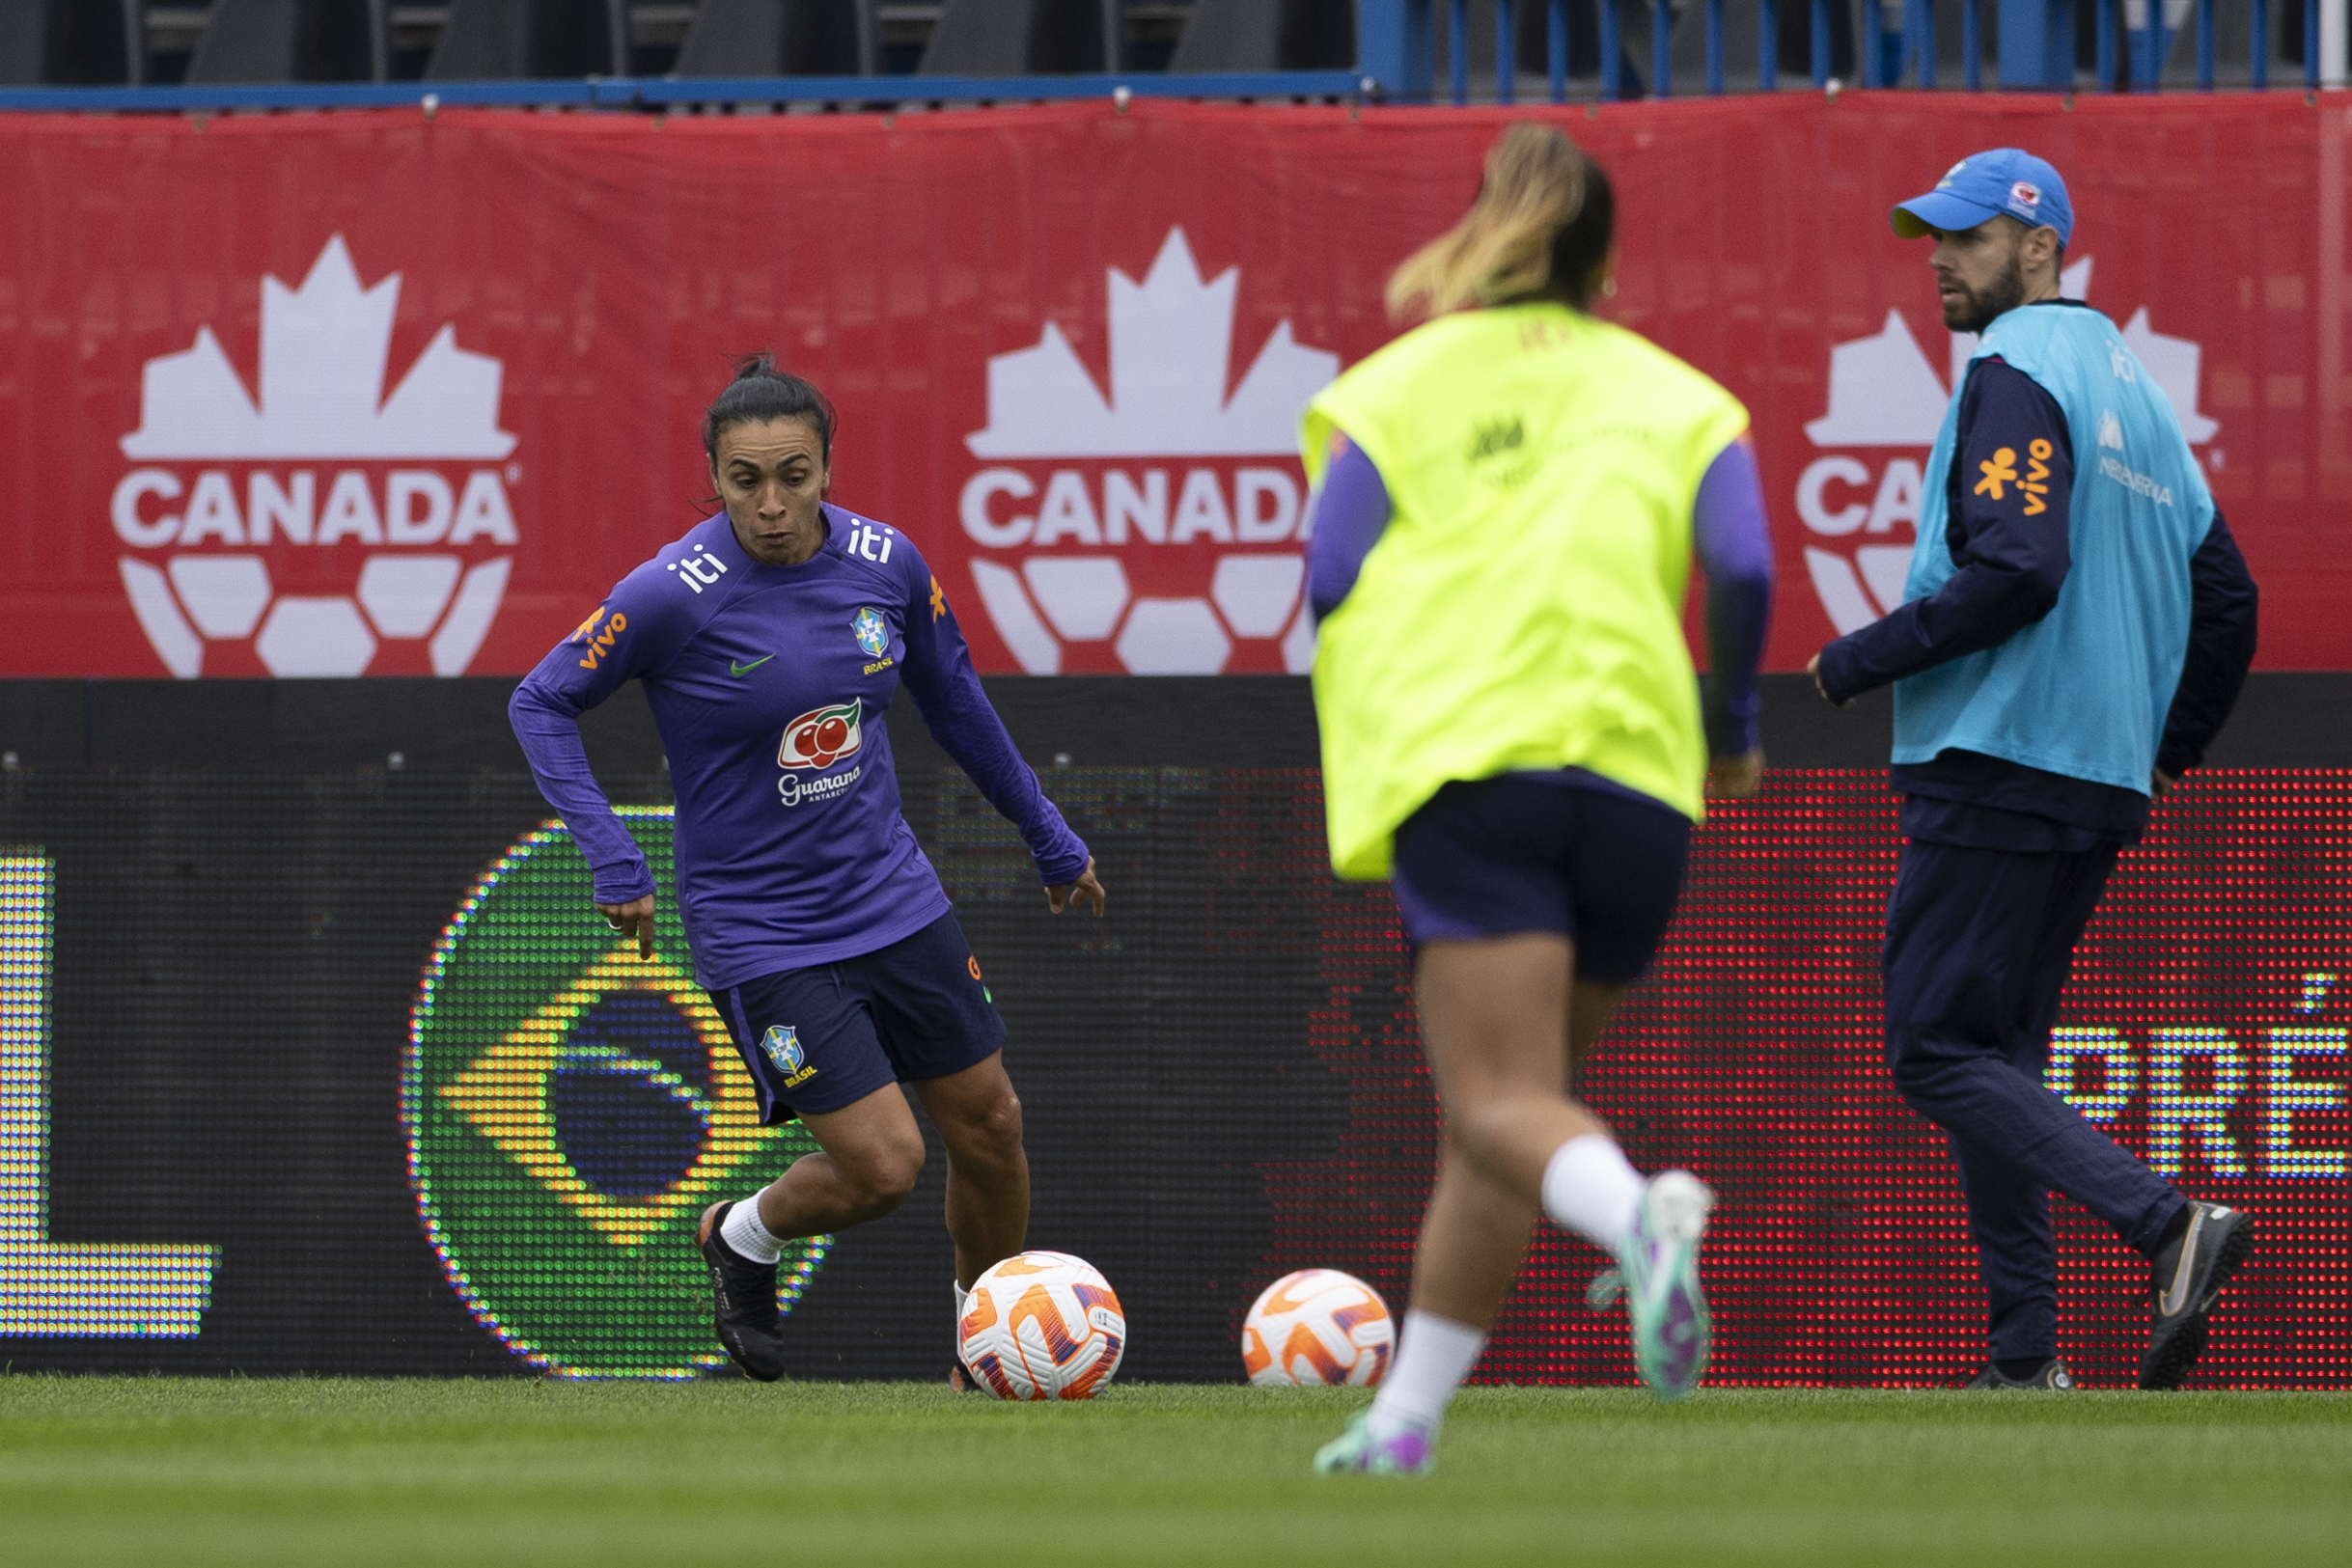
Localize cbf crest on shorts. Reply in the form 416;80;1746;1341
762;1024;817;1087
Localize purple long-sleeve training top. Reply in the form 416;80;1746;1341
510;505;1090;990
1306;432;1776;760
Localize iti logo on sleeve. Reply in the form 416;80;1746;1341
112;236;521;678
956;230;1338;676
665;545;731;595
1795;256;2219;635
403;807;827;1377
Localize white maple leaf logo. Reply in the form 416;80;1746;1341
121;235;515;460
965;229;1337;459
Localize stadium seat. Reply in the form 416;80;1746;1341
675;0;874;76
915;0;1119;75
0;0;139;85
184;0;384;84
428;0;626;79
1167;0;1355;71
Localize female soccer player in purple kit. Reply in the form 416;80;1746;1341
510;358;1105;1384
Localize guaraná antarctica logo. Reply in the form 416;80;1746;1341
957;229;1339;674
404;807;826;1377
112;235;521;677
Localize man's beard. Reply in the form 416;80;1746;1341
1942;248;2028;334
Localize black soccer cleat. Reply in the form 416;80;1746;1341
698;1200;789;1383
2139;1201;2255;1390
949;1353;983;1393
1963;1359;2078;1390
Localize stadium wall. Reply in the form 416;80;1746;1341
0;93;2345;683
1;675;2347;1386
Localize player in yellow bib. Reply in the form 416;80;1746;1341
1305;125;1774;1475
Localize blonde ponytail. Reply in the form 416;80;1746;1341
1385;122;1591;323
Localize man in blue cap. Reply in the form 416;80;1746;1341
1808;150;2261;1389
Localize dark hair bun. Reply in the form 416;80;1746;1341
703;356;837;461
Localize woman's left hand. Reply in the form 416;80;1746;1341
1045;857;1107;917
596;893;657;959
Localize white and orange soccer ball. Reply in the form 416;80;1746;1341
956;1251;1126;1400
1241;1269;1395;1388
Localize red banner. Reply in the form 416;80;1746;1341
3;94;2344;678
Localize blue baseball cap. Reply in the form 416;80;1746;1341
1892;149;2073;247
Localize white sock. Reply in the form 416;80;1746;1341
720;1196;783;1264
954;1279;970;1323
1541;1134;1646;1252
1365;1310;1486;1441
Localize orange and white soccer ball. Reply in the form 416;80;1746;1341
956;1251;1126;1400
1242;1269;1395;1388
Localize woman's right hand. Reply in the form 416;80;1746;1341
597;894;657;959
1705;748;1765;799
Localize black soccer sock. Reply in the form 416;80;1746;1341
1994;1357;2054;1381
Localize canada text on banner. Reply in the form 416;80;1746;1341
0;95;2343;676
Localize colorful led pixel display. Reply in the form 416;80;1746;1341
4;766;2343;1383
0;853;218;1337
1270;769;2352;1389
404;810;827;1378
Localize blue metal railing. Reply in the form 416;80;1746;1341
0;0;2326;114
1367;0;2320;98
0;69;1369;115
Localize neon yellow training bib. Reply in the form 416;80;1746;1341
1303;303;1748;881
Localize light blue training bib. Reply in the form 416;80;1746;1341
1893;304;2215;794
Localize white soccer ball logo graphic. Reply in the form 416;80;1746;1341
956;1250;1126;1400
972;550;1315;676
122;550;512;678
1240;1268;1394;1388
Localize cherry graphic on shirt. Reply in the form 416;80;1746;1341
776;701;864;772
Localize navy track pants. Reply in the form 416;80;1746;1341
1881;837;2187;1362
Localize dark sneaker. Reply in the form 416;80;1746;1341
2139;1201;2255;1390
949;1353;985;1392
697;1201;787;1382
1963;1359;2078;1389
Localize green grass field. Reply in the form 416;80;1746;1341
2;1379;2348;1566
